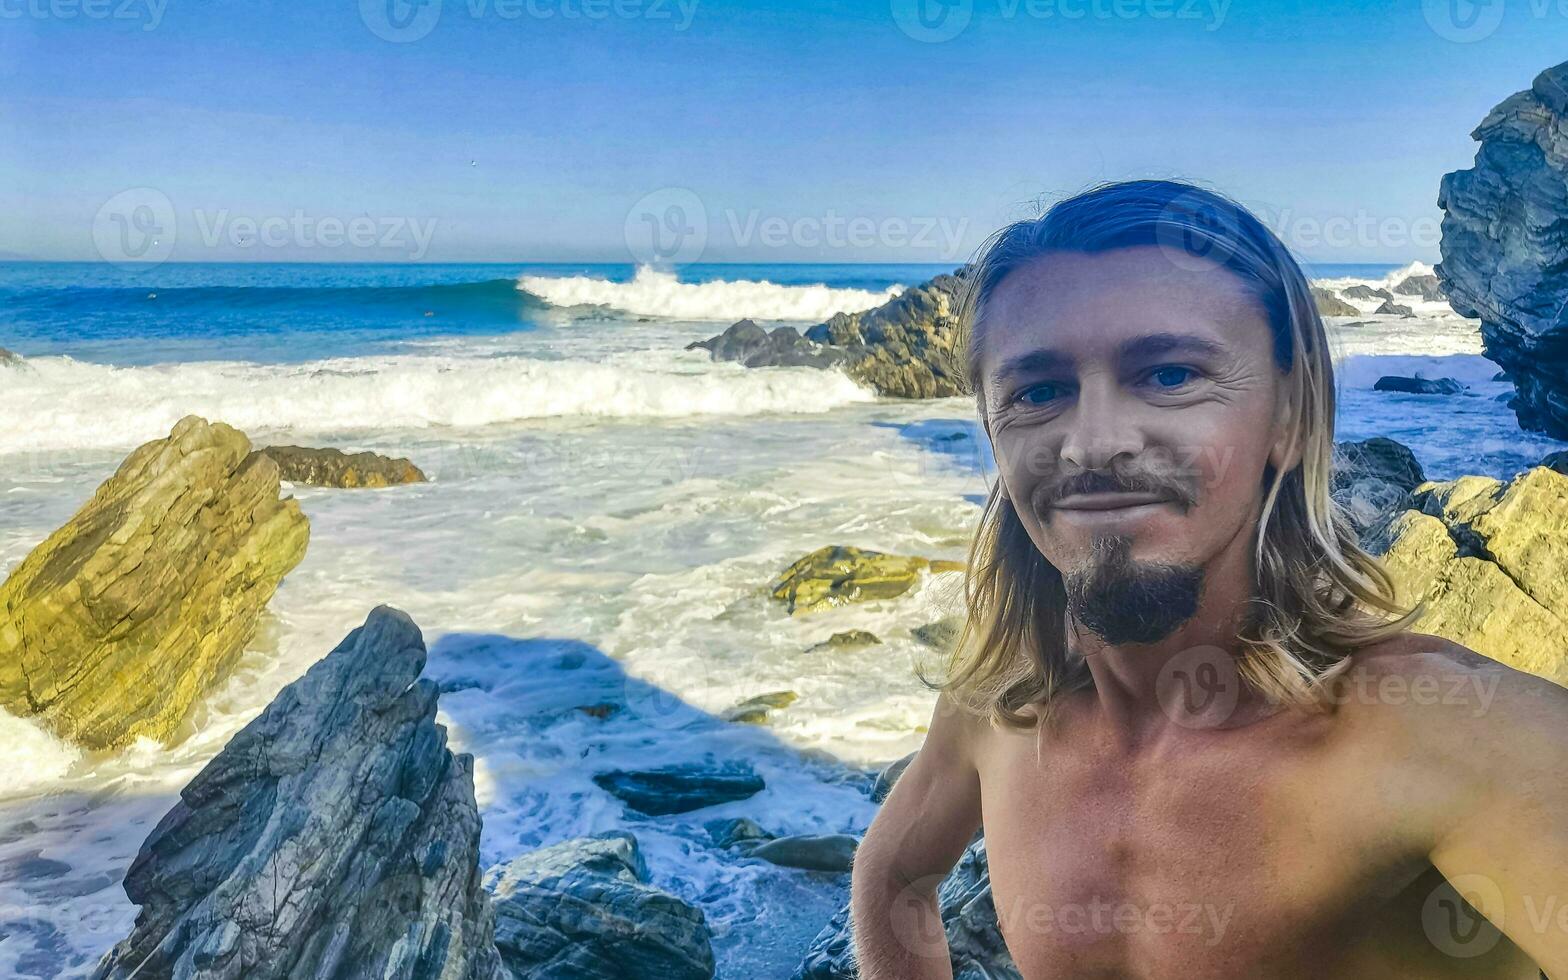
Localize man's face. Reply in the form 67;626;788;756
976;246;1295;642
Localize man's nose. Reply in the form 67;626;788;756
1058;381;1145;472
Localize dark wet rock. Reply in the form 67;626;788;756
1493;369;1511;382
1310;286;1359;317
807;629;883;652
748;834;858;873
705;817;775;849
1332;437;1427;533
487;831;715;980
770;545;966;615
1541;449;1568;475
912;615;966;651
593;762;765;816
1438;61;1568;439
92;606;503;980
0;346;21;366
1366;466;1568;686
0;416;309;750
1373;376;1467;396
793;833;1019;980
870;751;918;804
253;445;427;488
1333;437;1426;492
722;690;799;724
684;319;850;370
690;271;971;398
1393;273;1447;301
1375;299;1416;316
1342;285;1394;302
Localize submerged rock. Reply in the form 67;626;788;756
93;606;503;980
793;833;1019;980
770;545;966;615
593;761;766;815
748;834;858;873
1373;375;1466;396
705;817;775;849
1438;61;1568;439
253;444;428;488
806;629;882;652
487;831;715;980
722;690;799;724
0;415;309;749
1310;286;1359;317
689;271;971;398
0;346;20;366
1366;466;1568;686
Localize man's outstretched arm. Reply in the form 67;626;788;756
1420;642;1568;977
851;691;985;980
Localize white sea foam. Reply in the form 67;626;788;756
0;351;877;454
518;266;902;321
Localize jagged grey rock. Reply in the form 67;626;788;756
92;606;504;980
1332;437;1426;532
486;831;715;980
689;271;971;398
1438;60;1568;439
792;833;1019;980
1310;286;1359;317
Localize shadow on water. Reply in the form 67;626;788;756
0;625;895;979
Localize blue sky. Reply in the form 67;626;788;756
1;0;1562;263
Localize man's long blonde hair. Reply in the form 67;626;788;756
923;180;1422;730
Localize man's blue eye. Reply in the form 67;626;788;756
1150;366;1195;388
1016;383;1060;405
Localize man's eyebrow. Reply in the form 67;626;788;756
990;332;1229;385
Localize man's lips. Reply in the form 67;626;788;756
1051;491;1175;511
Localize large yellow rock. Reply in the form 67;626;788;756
769;545;965;615
1375;466;1568;687
0;416;310;749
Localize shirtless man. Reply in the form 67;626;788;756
850;181;1568;979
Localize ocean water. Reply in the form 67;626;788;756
0;260;1562;978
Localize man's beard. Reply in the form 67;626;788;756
1064;534;1204;645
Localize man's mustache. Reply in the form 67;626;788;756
1035;470;1198;511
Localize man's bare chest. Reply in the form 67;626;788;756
971;718;1458;979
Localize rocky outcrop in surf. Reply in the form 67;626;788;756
1310;286;1359;317
689;271;971;398
93;606;505;980
488;831;716;979
1366;465;1568;687
770;545;966;615
1438;60;1568;439
0;415;309;749
253;444;428;488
